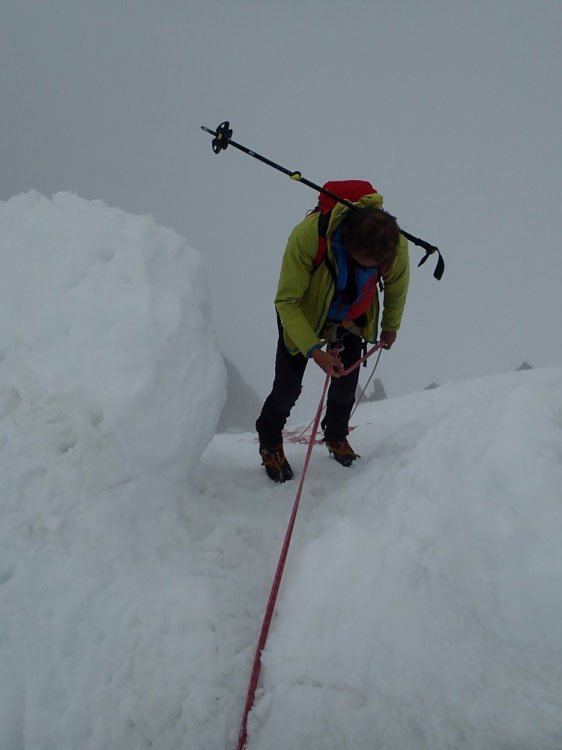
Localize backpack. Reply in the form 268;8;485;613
309;179;444;281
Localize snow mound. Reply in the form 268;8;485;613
0;191;226;485
0;191;226;750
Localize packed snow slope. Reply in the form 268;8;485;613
1;193;561;750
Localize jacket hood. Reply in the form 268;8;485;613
327;191;385;237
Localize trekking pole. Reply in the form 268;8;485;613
201;120;444;279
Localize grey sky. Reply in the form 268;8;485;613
2;1;561;416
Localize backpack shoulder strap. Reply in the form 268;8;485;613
313;211;338;287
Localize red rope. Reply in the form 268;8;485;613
284;342;383;444
236;341;383;748
340;341;382;376
237;367;332;750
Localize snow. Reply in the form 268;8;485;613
1;193;562;750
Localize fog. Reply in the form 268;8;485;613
3;0;561;417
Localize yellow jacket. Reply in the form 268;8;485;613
275;193;410;357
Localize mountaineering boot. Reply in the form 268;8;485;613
325;439;360;467
259;444;294;483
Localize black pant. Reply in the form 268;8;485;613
256;324;362;447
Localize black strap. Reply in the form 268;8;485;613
400;228;445;280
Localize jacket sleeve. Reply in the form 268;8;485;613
380;234;410;332
274;219;325;357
